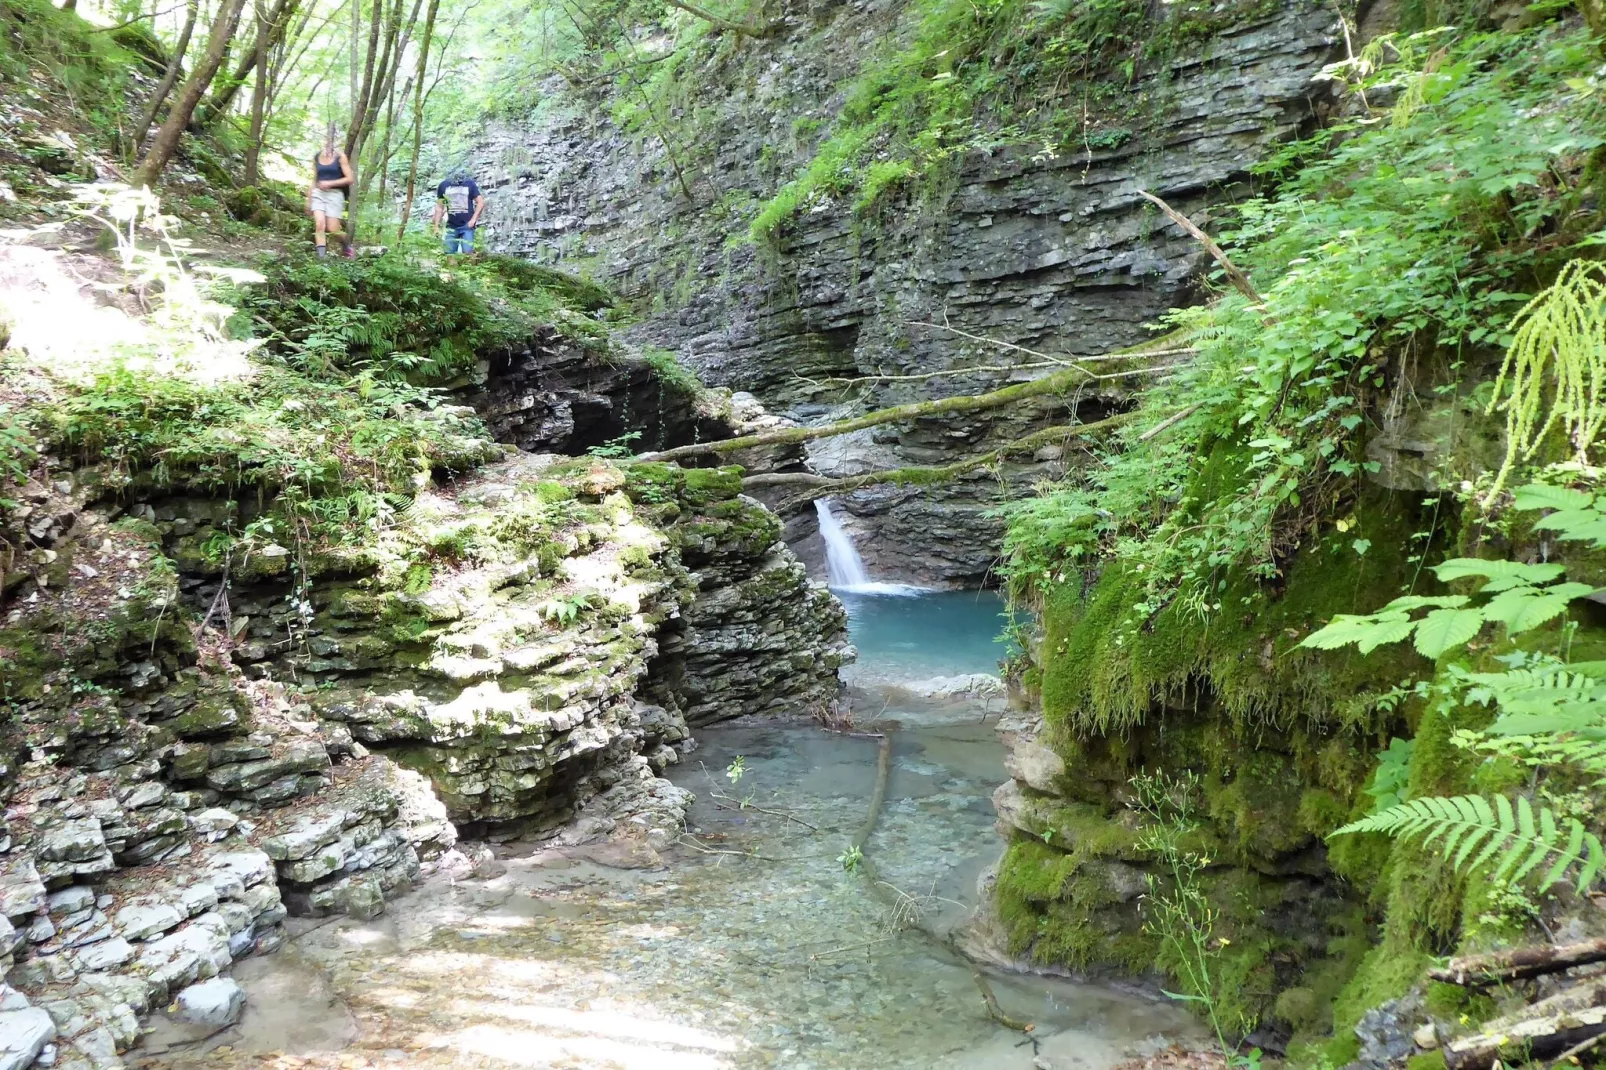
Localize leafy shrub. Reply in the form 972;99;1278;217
1002;27;1605;613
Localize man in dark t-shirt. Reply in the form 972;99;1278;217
432;173;486;257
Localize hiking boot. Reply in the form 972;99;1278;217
343;243;356;259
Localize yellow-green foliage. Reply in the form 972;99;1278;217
1485;261;1606;500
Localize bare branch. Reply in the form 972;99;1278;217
1137;402;1202;442
662;0;781;34
1138;190;1263;306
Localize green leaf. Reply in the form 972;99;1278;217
1358;616;1419;654
1532;508;1601;533
1381;595;1470;612
1513;485;1595;512
1485;588;1591;635
1413;607;1485;658
1301;615;1386;650
1433;559;1567;587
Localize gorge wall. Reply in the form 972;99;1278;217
0;316;851;1069
467;0;1341;584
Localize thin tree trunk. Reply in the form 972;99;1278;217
343;0;383;158
195;0;294;128
361;0;420;200
636;357;1158;464
374;69;408;202
395;0;439;242
242;0;270;184
131;0;200;151
740;415;1135;510
134;0;249;186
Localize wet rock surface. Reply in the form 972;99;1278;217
136;714;1203;1070
468;0;1340;583
0;451;851;1067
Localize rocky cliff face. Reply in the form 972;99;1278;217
468;0;1339;583
0;346;850;1067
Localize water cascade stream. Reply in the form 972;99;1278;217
139;592;1199;1069
815;500;924;596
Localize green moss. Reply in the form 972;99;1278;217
996;838;1080;903
1041;488;1431;737
680;465;745;504
1330;942;1433;1037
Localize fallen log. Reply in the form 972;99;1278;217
1444;1005;1606;1069
1430;938;1606;987
636;339;1179;465
738;414;1135;507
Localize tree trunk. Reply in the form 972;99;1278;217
635;353;1168;464
738;415;1134;510
194;0;294;128
134;0;249;187
131;0;200;151
360;0;421;203
1429;937;1606;987
242;0;270;185
395;0;439;241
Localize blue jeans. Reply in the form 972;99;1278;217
444;225;476;254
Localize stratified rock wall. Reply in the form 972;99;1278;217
468;0;1338;583
0;448;849;1068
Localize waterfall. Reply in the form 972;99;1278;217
816;498;870;587
815;499;924;596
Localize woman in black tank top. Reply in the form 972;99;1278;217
307;128;354;258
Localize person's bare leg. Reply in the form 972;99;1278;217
313;210;329;256
327;216;350;257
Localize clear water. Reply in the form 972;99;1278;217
140;590;1198;1069
839;588;1018;687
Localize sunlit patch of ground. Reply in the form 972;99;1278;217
0;191;263;402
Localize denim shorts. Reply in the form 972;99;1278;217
444;225;476;254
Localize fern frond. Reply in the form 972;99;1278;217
1332;793;1605;894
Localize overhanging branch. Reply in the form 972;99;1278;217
638;342;1175;464
741;413;1135;510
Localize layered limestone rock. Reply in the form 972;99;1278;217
468;0;1340;583
456;324;737;456
985;705;1363;1044
0;446;850;1066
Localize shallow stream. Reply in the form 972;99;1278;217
138;590;1200;1070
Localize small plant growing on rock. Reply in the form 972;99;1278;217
837;844;863;875
1133;771;1262;1068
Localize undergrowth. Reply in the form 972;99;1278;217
236;251;617;383
748;0;1280;239
1003;26;1604;627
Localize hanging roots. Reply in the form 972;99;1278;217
1485;260;1606;503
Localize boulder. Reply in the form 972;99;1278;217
173;977;245;1029
0;1005;53;1070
